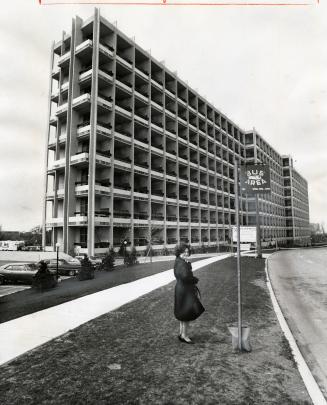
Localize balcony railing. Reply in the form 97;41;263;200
98;93;113;103
100;42;114;53
152;190;164;196
99;43;114;58
115;184;131;191
77;121;90;128
136;162;148;169
74;211;87;216
152;239;164;245
95;242;111;248
135;111;149;121
134;213;148;220
152;214;164;220
98;121;112;129
79;65;92;74
113;210;131;218
134;238;148;246
95;210;111;217
96;150;112;158
134;187;148;194
74;242;87;248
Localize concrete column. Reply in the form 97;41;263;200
63;20;76;254
87;9;100;257
66;16;83;255
42;41;55;250
109;28;117;248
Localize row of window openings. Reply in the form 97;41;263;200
74;169;235;193
74;207;236;222
57;44;236;130
66;139;240;169
55;87;243;146
65;126;243;160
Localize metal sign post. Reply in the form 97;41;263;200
255;195;262;258
234;159;242;351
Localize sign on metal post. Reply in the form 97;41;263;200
240;164;271;195
228;162;254;352
240;164;271;258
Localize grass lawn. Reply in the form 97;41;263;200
0;257;311;404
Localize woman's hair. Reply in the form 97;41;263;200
175;243;191;257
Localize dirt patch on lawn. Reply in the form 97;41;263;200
0;257;311;404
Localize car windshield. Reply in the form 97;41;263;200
27;263;38;270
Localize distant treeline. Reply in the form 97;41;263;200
0;226;42;246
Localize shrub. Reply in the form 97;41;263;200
124;247;138;266
33;273;57;290
102;248;115;271
78;257;95;281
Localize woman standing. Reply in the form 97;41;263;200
174;243;205;344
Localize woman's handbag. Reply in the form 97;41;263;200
192;285;205;317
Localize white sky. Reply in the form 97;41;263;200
0;0;326;231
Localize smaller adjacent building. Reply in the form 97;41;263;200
282;156;310;246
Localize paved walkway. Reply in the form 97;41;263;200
0;254;230;366
0;285;30;298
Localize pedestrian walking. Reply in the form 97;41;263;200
174;243;205;344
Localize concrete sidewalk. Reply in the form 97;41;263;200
0;254;230;366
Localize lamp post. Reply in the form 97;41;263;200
55;242;60;280
123;240;127;264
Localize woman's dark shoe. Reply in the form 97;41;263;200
178;335;194;344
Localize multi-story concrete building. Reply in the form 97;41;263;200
244;130;288;246
243;131;310;247
42;9;309;255
282;156;310;246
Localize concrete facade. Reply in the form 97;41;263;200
282;156;310;245
42;9;310;255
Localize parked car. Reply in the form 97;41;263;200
45;258;81;276
0;262;55;285
75;255;102;269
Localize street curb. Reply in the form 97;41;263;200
265;258;327;405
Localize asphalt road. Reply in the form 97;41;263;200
268;247;327;398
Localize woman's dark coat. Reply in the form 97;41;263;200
174;256;205;322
